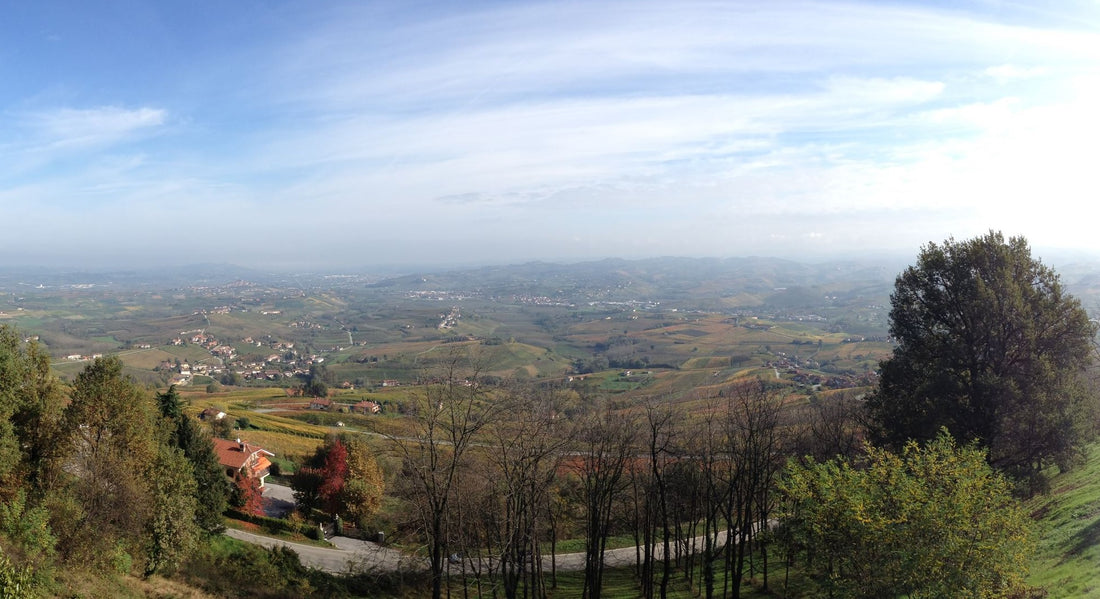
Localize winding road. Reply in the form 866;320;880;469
224;528;682;575
225;528;417;574
235;484;737;575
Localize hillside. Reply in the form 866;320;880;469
1028;442;1100;596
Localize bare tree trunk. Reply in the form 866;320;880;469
485;384;572;599
576;403;636;599
388;353;497;599
644;399;679;599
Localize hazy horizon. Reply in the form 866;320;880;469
3;246;1100;279
4;1;1099;270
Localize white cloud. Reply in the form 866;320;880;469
246;73;952;218
984;64;1048;83
922;98;1021;131
25;106;166;148
824;77;945;105
7;1;1100;267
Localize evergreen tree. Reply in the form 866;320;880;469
156;385;228;534
177;417;229;534
0;328;25;486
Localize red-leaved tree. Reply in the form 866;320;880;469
317;440;348;515
233;468;264;516
292;436;383;524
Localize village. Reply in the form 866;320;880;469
160;328;329;387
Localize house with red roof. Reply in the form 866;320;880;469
352;400;381;414
213;437;275;487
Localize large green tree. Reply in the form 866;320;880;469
144;445;198;576
0;327;66;497
66;357;155;465
61;356;157;565
866;231;1097;487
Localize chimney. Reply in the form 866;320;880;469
237;438;244;450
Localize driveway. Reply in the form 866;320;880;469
245;482;424;574
261;482;296;518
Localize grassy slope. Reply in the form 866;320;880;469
1027;442;1100;597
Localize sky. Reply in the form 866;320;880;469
2;0;1100;270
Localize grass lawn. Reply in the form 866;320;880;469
1027;441;1100;597
223;517;333;549
447;560;796;599
541;532;640;555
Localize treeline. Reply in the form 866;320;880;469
0;326;231;595
572;335;678;373
384;362;1036;599
388;365;794;599
0;325;390;598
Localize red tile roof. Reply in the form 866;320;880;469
212;437;274;470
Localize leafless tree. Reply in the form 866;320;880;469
806;388;866;462
485;384;573;599
389;352;497;599
721;379;784;597
635;397;681;599
574;400;637;599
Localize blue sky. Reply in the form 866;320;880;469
2;1;1099;270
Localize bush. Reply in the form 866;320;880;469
181;536;318;597
0;548;36;599
780;430;1036;597
224;509;317;538
110;543;132;575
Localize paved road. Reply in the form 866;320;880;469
225;528;421;575
234;483;741;575
227;484;422;574
227;526;729;575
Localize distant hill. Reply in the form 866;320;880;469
367;256;902;308
6;255;1100;315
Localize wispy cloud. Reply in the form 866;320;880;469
4;1;1100;267
23;106;166;149
984;64;1048;83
